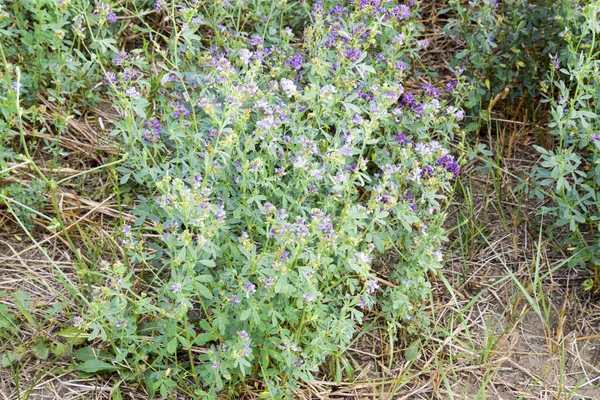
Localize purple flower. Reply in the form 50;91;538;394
111;277;122;288
125;87;140;99
73;316;84;328
366;279;379;293
280;78;297;97
171;101;190;119
112;51;129;67
122;224;131;235
352;114;365;125
243;282;256;297
99;260;109;271
72;15;85;34
405;192;418;211
143;118;162;143
238;330;250;341
239;48;253;65
391;4;411;20
421;165;434;178
417;39;430;49
285;54;303;71
262;202;276;216
264;277;275;287
293;358;304;367
421;84;440;98
343;48;363;63
232;295;241;304
400;93;417;109
106;12;118;24
251;36;264;46
355;252;372;265
215;209;226;223
104;72;119;88
436;155;460;179
446;80;458;93
212;361;221;369
302;293;315;303
359;296;366;309
549;53;560;70
155;0;163;12
171;283;182;293
394;134;410;145
591;134;600;141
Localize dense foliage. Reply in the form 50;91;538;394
445;0;600;282
65;0;462;398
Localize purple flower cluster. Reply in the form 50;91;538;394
391;4;411;20
549;53;560;70
365;279;379;293
73;316;84;328
142;118;162;143
446;80;458;93
421;165;434;178
106;12;118;24
421;84;441;98
113;51;130;67
302;293;315;303
170;101;191;119
285;53;303;71
171;283;182;293
436;155;460;179
405;192;418;211
243;282;256;297
344;48;363;63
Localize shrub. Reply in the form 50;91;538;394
528;1;600;282
72;0;464;397
444;0;565;120
445;0;600;286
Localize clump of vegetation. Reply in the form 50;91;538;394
72;1;463;397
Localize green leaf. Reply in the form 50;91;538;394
73;346;115;362
144;374;156;399
405;339;421;361
166;337;178;354
179;336;191;349
15;290;37;328
199;260;216;268
0;305;17;332
78;359;123;373
112;386;123;400
372;234;385;253
195;274;213;283
239;309;252;321
33;341;49;360
196;283;213;299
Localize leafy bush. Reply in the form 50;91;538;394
528;1;600;281
444;0;565;120
0;0;119;223
72;0;464;397
445;0;600;285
